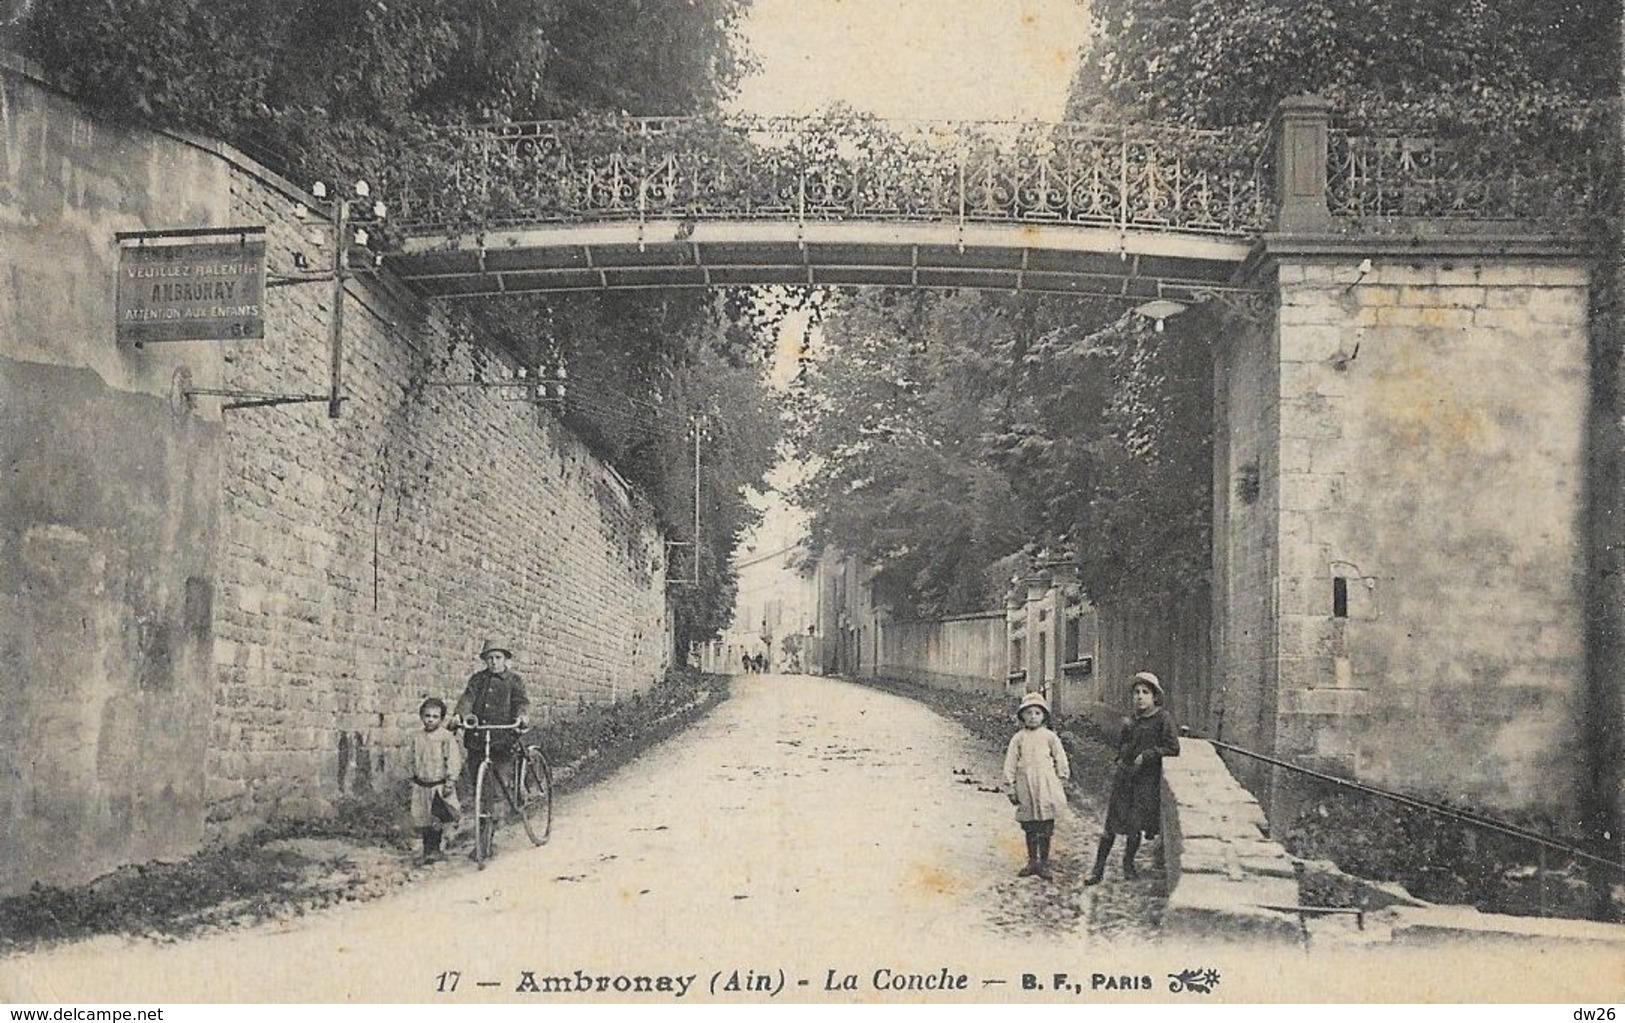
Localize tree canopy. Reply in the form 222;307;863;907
13;0;777;653
1071;0;1616;126
19;0;752;160
790;288;1214;618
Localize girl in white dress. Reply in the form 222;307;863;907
1003;692;1071;880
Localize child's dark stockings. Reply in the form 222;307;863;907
1084;832;1145;885
1034;820;1054;880
1018;821;1056;880
1084;834;1113;885
420;827;443;860
1018;822;1040;877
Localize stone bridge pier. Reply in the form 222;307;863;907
1209;98;1598;830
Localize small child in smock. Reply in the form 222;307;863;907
410;697;463;864
1003;692;1071;880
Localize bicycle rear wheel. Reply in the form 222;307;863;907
473;759;496;869
516;745;553;846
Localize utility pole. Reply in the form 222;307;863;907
328;192;349;419
693;413;702;567
666;414;704;587
302;177;385;418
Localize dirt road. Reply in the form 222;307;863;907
3;674;1151;1002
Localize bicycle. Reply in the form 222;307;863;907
455;720;553;868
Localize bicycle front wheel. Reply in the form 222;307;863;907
473;759;496;868
516;745;553;846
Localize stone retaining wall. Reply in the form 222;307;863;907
1159;738;1625;949
2;61;230;892
1159;738;1304;943
1217;246;1593;825
2;61;673;890
204;154;671;830
879;615;1007;697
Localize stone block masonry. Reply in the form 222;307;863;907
1160;738;1625;950
1210;298;1282;804
1280;255;1589;818
1222;247;1593;825
207;164;671;828
878;614;1009;697
2;62;229;894
1160;739;1303;944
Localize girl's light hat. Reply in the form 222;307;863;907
1130;671;1165;701
1016;692;1052;720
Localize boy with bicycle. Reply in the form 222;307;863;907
452;640;530;859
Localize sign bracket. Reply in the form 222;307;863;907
266;272;338;288
180;385;332;414
115;226;264;242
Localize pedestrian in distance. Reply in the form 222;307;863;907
452;640;530;859
409;697;462;865
1083;671;1180;886
1003;691;1071;880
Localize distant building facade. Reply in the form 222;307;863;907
697;542;823;673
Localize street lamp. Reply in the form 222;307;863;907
1132;298;1188;334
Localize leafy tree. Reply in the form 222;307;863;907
790;287;1210;617
13;0;777;655
791;289;1030;617
657;354;783;656
1071;0;1616;127
1072;310;1214;602
19;0;753;172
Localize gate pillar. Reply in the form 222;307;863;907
1270;96;1335;233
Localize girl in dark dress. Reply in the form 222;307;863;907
1084;671;1180;885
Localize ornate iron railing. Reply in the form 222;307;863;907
388;116;1274;237
384;112;1604;247
1327;127;1606;225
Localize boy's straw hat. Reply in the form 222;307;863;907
479;640;513;660
1130;671;1165;702
1016;692;1052;721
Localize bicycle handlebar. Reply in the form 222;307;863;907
454;718;528;731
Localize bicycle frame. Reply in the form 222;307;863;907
457;721;551;867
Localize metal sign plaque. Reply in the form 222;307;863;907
116;235;267;342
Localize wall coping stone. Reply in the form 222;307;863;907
888;611;1007;625
1384;904;1625;948
1167;741;1625;949
1161;738;1306;945
1241;233;1597;286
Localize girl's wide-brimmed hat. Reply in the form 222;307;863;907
1129;671;1165;702
479;640;513;660
1016;692;1052;721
